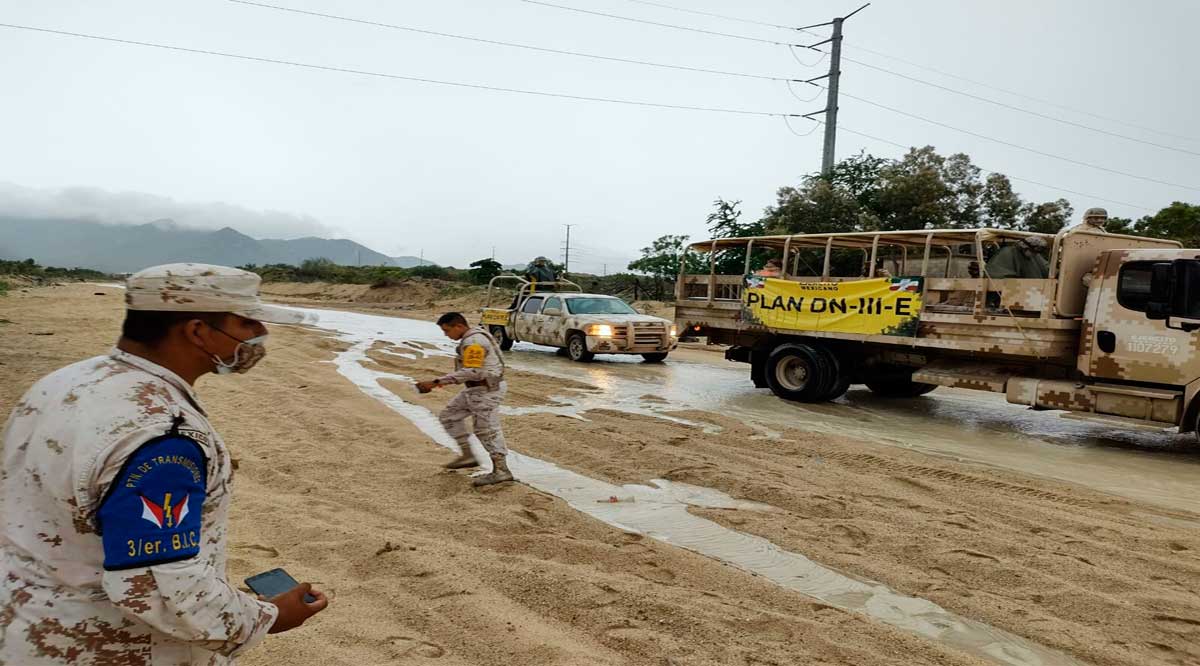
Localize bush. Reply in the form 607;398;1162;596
0;258;110;281
240;259;469;286
409;264;450;280
0;279;9;296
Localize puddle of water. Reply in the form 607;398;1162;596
500;342;1200;515
295;305;1083;666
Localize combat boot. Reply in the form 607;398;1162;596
472;453;514;487
444;447;478;469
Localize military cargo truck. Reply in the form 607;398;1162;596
675;224;1200;439
481;276;678;362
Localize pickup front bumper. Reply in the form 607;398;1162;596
587;334;677;354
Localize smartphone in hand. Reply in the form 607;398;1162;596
245;568;317;603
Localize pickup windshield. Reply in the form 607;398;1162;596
565;297;637;315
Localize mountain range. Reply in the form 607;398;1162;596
0;216;431;273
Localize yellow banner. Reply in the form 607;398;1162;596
480;309;511;326
742;277;923;336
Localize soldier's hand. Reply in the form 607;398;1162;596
267;583;328;634
416;380;437;394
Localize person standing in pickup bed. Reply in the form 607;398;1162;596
417;312;514;487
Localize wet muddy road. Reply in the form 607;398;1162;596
497;341;1200;516
296;305;1200;666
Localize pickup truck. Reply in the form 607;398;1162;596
675;224;1200;441
481;277;678;362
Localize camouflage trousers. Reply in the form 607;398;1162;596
439;383;508;456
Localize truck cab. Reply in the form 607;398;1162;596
482;276;678;362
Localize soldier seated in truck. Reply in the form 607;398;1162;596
755;258;783;277
986;236;1049;280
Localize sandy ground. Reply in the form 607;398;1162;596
2;284;1199;666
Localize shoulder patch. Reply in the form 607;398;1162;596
462;344;487;369
98;435;208;571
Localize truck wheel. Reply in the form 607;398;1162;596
765;343;831;402
490;326;514;351
566;333;594;362
641;353;669;363
814;346;851;401
865;372;937;398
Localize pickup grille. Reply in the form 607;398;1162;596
608;323;667;346
633;322;667;346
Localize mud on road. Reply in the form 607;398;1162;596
2;284;1199;666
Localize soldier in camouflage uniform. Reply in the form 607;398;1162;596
417;312;514;487
1077;207;1109;232
985;236;1050;279
0;264;328;665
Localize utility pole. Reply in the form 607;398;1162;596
820;17;843;175
562;224;576;276
419;249;424;267
799;3;869;177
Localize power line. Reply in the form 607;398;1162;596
840;43;1200;144
612;0;799;30
839;55;1200;158
0;22;797;118
0;20;1165;213
236;1;1197;161
604;0;1199;144
783;115;821;138
835;124;1156;212
230;0;795;82
829;88;1200;193
520;0;804;47
522;1;1198;182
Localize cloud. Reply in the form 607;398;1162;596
0;182;336;239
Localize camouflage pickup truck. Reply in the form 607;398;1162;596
481;277;678;362
676;220;1200;441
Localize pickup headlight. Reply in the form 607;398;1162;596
587;324;613;337
670;325;678;338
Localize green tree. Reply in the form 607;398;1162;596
628;234;703;281
706;198;772;273
981;173;1023;228
468;258;503;284
1020;199;1073;234
1135;202;1200;246
1103;216;1136;235
875;147;961;230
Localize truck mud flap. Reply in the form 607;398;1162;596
725;345;753;364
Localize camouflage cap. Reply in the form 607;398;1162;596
125;263;309;324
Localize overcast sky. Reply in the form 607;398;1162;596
2;0;1196;273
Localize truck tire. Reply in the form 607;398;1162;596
566;333;594;362
490;326;514;351
765;343;831;402
641;353;669;363
814;346;851;401
865;371;937;398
